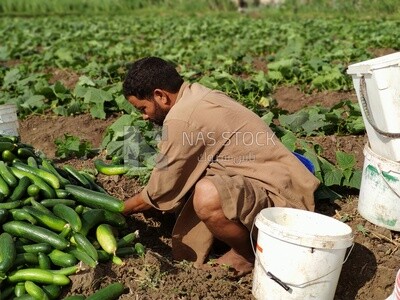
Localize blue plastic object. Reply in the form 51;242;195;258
292;152;315;174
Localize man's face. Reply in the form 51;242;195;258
127;95;169;126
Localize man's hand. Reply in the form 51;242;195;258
123;193;152;215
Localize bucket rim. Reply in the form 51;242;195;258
255;207;354;250
347;52;400;75
0;104;17;110
363;143;400;171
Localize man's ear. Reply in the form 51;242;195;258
153;89;169;104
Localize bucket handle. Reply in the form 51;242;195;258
250;220;354;292
374;161;400;199
359;76;400;138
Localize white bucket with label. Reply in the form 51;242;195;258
347;52;400;161
359;143;400;231
0;104;19;137
252;207;353;300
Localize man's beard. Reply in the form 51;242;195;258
152;101;168;126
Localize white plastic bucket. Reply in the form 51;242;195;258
385;269;400;300
252;207;354;300
347;52;400;161
0;104;19;137
358;143;400;231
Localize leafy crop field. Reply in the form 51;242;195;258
1;1;400;299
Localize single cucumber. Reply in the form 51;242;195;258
115;246;136;257
25;280;50;300
48;249;78;268
96;224;117;255
13;161;60;189
73;232;98;262
8;176;31;202
85;282;125;300
49;265;79;276
38;252;52;270
94;159;129;176
3;221;69;250
55;188;70;199
65;185;124;213
23;206;67;232
0;174;10;197
8;268;70;285
13;252;39;268
16;243;53;254
116;231;138;248
40;199;76;208
42;284;62;300
97;249;110;262
0;232;16;278
14;282;26;297
0;136;15;143
27;156;39;168
0;200;22;209
111;255;123;265
10;167;56;199
63;165;91;188
103;210;127;228
30;198;52;214
75;204;85;214
135;242;146;257
10;208;37;224
79;209;106;236
59;224;72;239
0;160;18;188
17;147;37;159
53;203;82;232
27;184;41;197
69;248;97;268
0;141;16;152
0;208;9;224
2;149;16;162
41;159;71;188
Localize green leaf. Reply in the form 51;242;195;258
77;75;96;87
281;131;297;151
343;169;362;189
2;69;20;88
278;111;309;132
336;151;356;170
21;95;45;110
324;169;343;186
90;103;106;119
84;87;112;104
261;111;274;126
55;48;74;63
115;94;134;114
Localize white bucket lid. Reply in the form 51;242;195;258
347;52;400;76
255;207;354;249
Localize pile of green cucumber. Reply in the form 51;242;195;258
0;135;144;300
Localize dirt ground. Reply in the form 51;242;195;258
18;86;400;300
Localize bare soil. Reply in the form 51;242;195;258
18;86;400;300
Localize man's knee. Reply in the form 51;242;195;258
193;178;220;220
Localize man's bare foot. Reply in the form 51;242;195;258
202;249;254;276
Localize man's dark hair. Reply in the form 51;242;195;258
123;57;184;100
